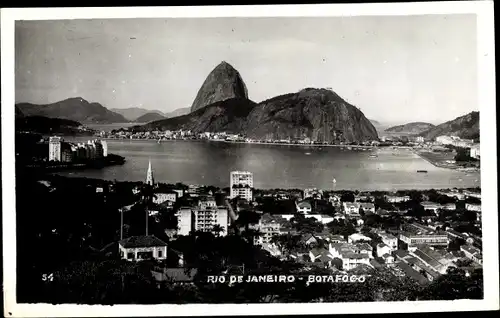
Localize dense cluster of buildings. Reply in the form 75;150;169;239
112;163;482;286
48;136;108;162
435;135;480;159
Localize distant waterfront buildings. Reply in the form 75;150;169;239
230;171;254;201
47;136;107;163
48;136;62;161
435;135;474;148
470;144;480;159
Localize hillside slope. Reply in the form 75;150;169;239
385;122;435;134
138;98;257;133
17;98;129;124
135;112;166;123
111;107;166;121
419;112;479;140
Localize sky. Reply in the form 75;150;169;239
15;15;477;125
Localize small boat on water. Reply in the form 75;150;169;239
333;178;337;184
417;170;428;173
157;139;161;144
305;152;311;155
369;154;378;158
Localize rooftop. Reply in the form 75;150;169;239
360;203;375;208
461;244;482;255
297;201;312;209
344;202;360;207
119;235;167;248
396;261;429;285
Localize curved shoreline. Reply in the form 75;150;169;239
412;149;480;173
98;137;396;150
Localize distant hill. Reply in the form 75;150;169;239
15;106;25;118
17;97;129;124
419;112;479;140
111;107;166;121
15;115;93;135
164;107;190;118
369;119;380;125
385;122;435;134
135;112;166;123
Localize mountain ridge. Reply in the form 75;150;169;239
385;122;435;134
17;97;129;124
134;112;166;123
419;111;479;140
111;107;167;121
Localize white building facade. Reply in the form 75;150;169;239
49;136;62;161
230;171;254;201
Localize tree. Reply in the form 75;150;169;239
419;267;483;300
455;148;476;162
211;224;225;237
236;210;261;231
340;192;355;202
291;214;324;234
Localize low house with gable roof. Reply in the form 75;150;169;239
151;268;198;286
305;214;334;224
343;202;360;216
119;235;168;261
411;245;456;275
359;203;376;214
154;191;178;205
420;201;442;212
460;244;483;265
377;243;392;258
385;195;411;203
328;242;372;271
465;203;481;212
300;233;318;246
257;213;282;244
328;194;342;207
382;253;395;264
348;233;372;243
379;233;398;250
296;200;312;214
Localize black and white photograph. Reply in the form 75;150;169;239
1;2;498;316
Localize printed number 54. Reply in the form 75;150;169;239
42;273;54;281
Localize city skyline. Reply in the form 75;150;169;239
15;14;478;125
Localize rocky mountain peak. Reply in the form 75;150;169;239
190;61;249;112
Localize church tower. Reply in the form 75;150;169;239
146;159;154;186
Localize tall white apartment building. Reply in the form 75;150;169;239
177;208;193;236
176;205;229;236
470;144;480;159
193;207;228;235
230;171;254;201
101;140;108;157
48;136;62;161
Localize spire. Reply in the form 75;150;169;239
146;158;154;186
